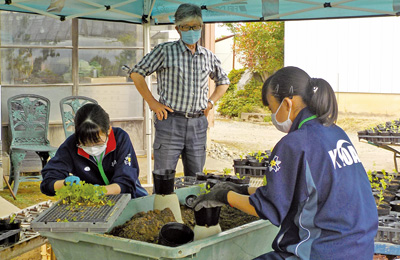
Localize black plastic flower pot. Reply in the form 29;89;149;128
206;179;219;189
158;222;194;247
0;219;21;231
209;174;228;182
383;191;396;203
377;204;391;216
233;159;248;166
388;183;400;192
194;206;221;226
390;200;400;212
229;176;250;185
153;169;176;195
196;172;208;181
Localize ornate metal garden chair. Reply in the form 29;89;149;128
7;94;58;196
60;96;98;138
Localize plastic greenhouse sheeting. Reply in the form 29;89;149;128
39;186;280;260
0;0;399;25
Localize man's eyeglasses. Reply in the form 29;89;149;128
179;25;202;31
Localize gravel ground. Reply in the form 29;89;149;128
208;115;397;173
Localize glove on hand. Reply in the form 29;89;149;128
64;176;81;186
213;182;249;195
193;187;230;211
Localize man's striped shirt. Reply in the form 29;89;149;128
130;39;230;113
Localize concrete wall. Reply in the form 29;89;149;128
336;92;400;116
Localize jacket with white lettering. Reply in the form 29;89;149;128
250;108;378;260
40;127;146;199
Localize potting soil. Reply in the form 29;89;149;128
107;205;259;243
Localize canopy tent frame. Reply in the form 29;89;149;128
1;0;400;185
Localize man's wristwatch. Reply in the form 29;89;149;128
208;99;214;108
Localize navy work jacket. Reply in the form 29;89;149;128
250;108;378;260
41;127;145;199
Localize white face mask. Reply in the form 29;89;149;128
271;100;292;133
82;144;107;157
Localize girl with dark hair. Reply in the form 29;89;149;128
40;104;147;199
193;67;378;259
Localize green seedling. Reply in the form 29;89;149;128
56;181;113;211
256;156;264;163
377;188;385;207
235;172;245;180
203;168;208;175
56;218;69;223
9;214;16;224
223;168;231;176
199;183;211;195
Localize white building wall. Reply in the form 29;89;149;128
215;37;243;74
284;17;400;94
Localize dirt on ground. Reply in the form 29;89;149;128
209;113;398;173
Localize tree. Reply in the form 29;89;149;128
225;22;284;81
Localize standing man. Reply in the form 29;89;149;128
129;3;230;176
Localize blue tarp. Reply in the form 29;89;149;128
0;0;399;24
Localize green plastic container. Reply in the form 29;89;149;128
40;186;279;260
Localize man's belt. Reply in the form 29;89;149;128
169;111;204;118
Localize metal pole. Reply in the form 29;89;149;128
72;18;79;96
143;22;153;186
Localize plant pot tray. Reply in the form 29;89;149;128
0;229;21;246
375;212;400;244
31;194;131;233
233;165;267;177
174;176;206;189
358;134;400;145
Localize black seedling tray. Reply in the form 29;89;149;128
31;194;131;233
0;229;21;246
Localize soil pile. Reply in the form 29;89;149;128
219;205;259;231
108;205;259;244
108;208;176;243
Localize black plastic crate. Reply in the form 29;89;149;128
375;212;400;244
0;229;21;246
31;194;130;233
233;165;267;177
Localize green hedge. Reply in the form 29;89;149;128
217;69;267;118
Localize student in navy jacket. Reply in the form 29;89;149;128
40;103;147;199
193;67;378;260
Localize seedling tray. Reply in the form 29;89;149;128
0;229;21;246
31;194;131;233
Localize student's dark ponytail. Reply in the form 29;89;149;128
308;78;338;126
262;66;338;126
